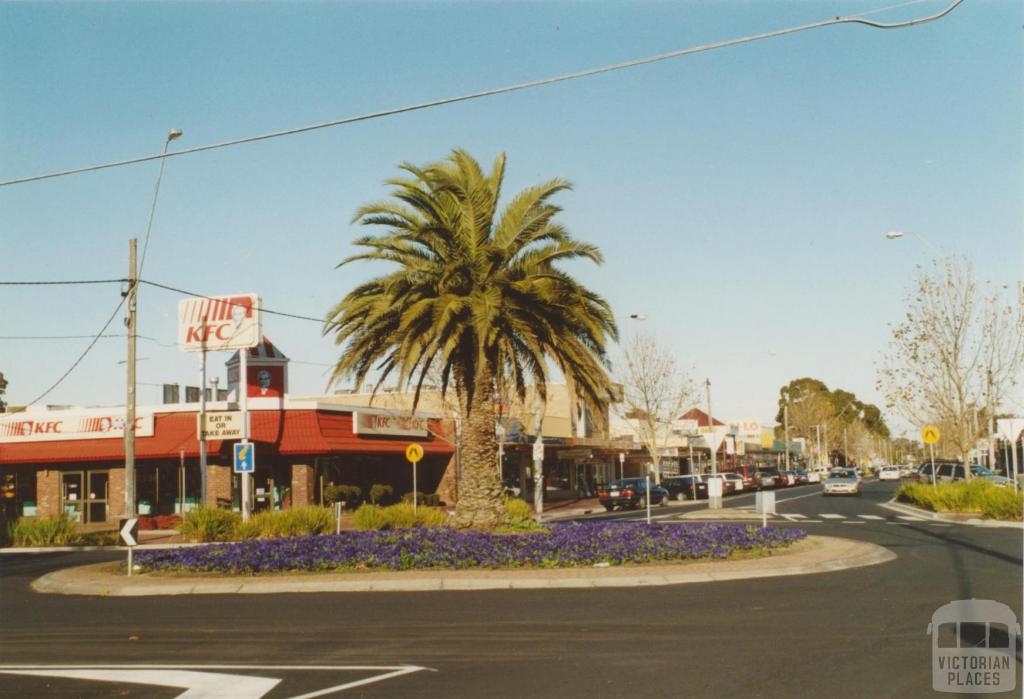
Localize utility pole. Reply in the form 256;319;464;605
783;403;791;471
706;379;716;476
124;238;138;518
844;427;849;467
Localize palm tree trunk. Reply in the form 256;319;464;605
451;368;509;529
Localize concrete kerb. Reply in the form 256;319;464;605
30;535;895;596
881;499;1024;529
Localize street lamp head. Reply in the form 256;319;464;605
884;231;905;240
167;128;183;142
629;313;648;320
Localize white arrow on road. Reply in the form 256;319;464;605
0;664;430;698
120;517;138;547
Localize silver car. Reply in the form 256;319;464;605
823;468;862;496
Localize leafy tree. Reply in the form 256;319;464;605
0;371;7;412
325;150;617;528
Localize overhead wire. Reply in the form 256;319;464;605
0;0;966;187
22;297;127;407
139;279;326;324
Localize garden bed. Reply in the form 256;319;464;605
896;480;1023;521
134;522;806;574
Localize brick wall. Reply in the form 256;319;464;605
36;469;60;517
108;468;125;519
291;463;314;508
207;465;232;508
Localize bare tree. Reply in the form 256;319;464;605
879;257;1024;469
614;332;696;484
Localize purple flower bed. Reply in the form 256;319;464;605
136;522;806;574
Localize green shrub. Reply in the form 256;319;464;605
383;503;419;529
180;506;240;542
353;503;388;530
324;484;362;508
353;503;449;530
415;506;449;528
6;515;80;547
401;491;441;507
369;484;394;505
504;497;534;523
234;507;335;539
897;480;1023;521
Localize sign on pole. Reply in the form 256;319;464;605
197;411;243;440
405;443;423;512
921;424;941;445
119;517;139;577
178;294;262;351
234;442;255;474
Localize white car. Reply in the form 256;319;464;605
877;465;901;481
823;468;862;496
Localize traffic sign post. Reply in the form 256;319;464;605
234;442;255;474
921;425;940;488
119;517;139;576
405;443;423;512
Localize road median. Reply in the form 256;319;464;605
31;535;894;596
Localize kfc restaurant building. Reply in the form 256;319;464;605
0;339;453;524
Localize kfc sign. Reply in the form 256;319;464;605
0;411;154;443
353;411;428;437
178;294;261;351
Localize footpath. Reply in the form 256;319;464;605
31;535;894;596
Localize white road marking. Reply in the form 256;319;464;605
820;514;845;520
0;665;430;698
858;515;885;520
841;521;866;525
0;670;280;699
897;515;927;521
782;513;807;519
773;490;826;505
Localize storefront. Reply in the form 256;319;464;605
0;402;453;523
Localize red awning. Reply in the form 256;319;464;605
0;413;221;465
0;409;453;465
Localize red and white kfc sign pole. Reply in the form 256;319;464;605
178;293;261;520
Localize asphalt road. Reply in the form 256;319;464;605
1;479;1021;698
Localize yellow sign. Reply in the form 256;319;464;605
921;424;941;445
405;443;424;463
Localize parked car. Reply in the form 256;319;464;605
805;470;822;483
704;473;736;496
662;475;706;501
597;478;670;511
754;469;780;488
777;470;799;487
877;465;901;481
898;465;915;478
970;465;1012;487
794;470;810;484
823;468;862;496
720;472;745;492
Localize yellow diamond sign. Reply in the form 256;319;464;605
920;424;941;445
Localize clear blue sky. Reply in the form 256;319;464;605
1;0;1021;435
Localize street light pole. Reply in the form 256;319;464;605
783;403;791;471
706;378;716;476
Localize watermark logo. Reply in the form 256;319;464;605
929;599;1019;693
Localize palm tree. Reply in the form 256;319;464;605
325;149;617;528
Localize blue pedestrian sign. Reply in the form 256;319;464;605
234;442;255;474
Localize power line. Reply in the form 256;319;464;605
0;0;965;188
23;297;126;407
139;279;326;324
0;279;126;286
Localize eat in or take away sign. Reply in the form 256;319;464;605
178;294;262;351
